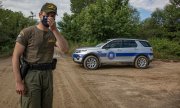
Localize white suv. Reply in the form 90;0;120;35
72;38;153;70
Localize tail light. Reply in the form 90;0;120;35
150;48;153;52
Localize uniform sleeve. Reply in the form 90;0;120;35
51;31;57;43
16;29;29;47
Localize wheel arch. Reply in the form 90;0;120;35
82;53;100;63
134;54;150;61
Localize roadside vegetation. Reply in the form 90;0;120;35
149;38;180;60
0;8;36;57
0;0;179;60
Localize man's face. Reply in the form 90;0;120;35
39;11;56;20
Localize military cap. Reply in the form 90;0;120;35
41;3;57;14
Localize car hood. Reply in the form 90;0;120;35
77;47;98;50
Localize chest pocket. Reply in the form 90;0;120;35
47;38;56;48
33;30;53;48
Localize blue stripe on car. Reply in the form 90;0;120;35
115;53;153;57
73;53;153;58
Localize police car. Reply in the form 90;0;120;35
72;38;153;70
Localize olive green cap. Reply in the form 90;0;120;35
41;3;57;14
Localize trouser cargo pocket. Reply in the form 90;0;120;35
21;96;31;108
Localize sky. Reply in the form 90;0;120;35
129;0;170;20
0;0;170;21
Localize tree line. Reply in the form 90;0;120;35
0;8;36;57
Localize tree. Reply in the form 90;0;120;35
170;0;180;7
0;1;3;8
163;3;180;41
70;0;96;14
59;0;140;43
0;8;36;56
138;1;180;41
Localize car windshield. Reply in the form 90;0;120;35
96;40;110;47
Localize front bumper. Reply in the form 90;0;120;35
149;55;154;61
72;54;84;63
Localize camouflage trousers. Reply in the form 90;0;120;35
20;69;53;108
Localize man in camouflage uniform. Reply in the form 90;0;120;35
12;3;68;108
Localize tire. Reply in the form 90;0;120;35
134;56;149;69
83;55;99;70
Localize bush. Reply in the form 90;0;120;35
68;40;99;54
0;9;36;58
149;38;180;60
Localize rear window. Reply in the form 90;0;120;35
139;41;151;47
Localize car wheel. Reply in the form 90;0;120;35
83;56;99;70
134;56;149;69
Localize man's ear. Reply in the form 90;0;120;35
39;11;43;18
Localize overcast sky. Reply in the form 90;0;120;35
129;0;170;20
1;0;170;21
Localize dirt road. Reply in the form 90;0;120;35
0;57;180;108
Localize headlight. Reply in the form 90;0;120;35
75;50;87;53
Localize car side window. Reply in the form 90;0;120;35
103;40;122;49
122;40;137;48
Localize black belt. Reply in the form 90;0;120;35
29;63;54;70
29;59;57;70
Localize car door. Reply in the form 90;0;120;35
117;40;138;62
100;40;122;63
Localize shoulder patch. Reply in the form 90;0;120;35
48;38;56;43
17;34;21;38
20;31;24;36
